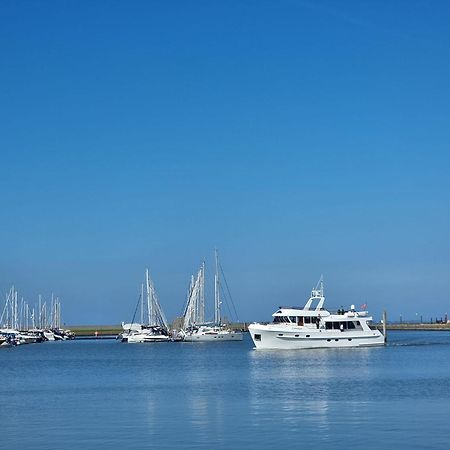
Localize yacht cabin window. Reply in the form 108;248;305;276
273;316;293;323
302;316;319;324
325;321;361;330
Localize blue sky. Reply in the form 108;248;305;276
1;1;449;324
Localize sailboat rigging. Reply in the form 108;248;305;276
120;269;170;343
180;250;243;342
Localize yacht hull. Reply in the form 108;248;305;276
183;331;243;342
126;334;170;343
248;324;384;350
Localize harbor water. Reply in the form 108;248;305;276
2;331;450;449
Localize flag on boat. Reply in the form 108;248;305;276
360;303;367;310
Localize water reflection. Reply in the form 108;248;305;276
135;343;237;448
189;395;209;426
2;337;450;450
248;347;375;435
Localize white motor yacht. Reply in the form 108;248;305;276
249;277;385;350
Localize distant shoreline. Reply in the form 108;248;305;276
374;323;450;331
65;322;450;337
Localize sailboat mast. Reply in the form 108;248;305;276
14;289;18;330
51;293;54;328
200;261;205;323
140;282;144;324
146;268;152;325
214;249;221;325
38;294;42;329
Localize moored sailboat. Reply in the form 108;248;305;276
180;250;243;342
120;269;170;343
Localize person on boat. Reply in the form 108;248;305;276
316;315;320;329
340;323;344;332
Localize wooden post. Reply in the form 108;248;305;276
382;310;387;343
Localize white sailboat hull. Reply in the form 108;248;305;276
126;333;170;343
249;324;384;350
183;330;243;342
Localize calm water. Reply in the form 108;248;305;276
2;331;450;449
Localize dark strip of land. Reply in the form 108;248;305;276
67;322;450;338
374;323;450;331
67;325;123;337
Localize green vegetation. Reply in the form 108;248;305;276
68;325;122;336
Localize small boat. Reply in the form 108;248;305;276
27;328;56;342
18;330;45;344
180;250;243;342
0;329;22;345
52;328;75;340
248;277;385;349
0;334;12;347
43;329;56;341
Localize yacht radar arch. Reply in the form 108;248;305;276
304;276;325;311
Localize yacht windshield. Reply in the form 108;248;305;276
273;316;291;323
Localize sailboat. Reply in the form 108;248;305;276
180;250;243;342
121;269;170;343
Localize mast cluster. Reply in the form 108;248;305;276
182;262;205;329
1;285;63;331
182;249;227;329
145;268;169;330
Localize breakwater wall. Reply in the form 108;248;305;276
374;323;450;331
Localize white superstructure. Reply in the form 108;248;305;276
249;277;385;350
